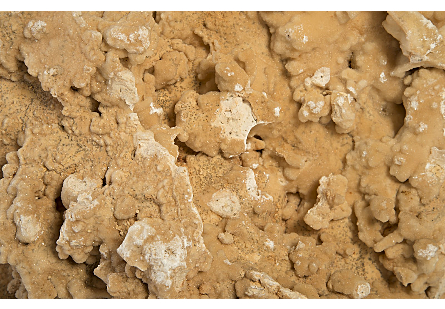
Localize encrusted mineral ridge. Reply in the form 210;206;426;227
1;11;445;299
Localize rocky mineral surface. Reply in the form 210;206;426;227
0;11;445;299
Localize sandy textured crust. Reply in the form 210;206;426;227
1;11;445;299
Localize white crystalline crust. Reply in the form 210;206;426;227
356;283;371;299
112;128;211;297
61;175;102;208
107;70;139;111
211;95;257;143
311;67;330;87
244;169;273;202
117;220;189;289
14;214;41;243
331;91;356;133
304;174;350;230
24;20;47;39
417;244;439;261
104;25;151;54
207;189;241;218
237;270;307;299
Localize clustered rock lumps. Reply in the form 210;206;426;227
383;11;445;77
1;11;445;299
303;174;350;230
344;63;445;297
235;270;307;299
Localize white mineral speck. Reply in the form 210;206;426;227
379;72;387;83
417;122;428;132
417;244;438;260
274;107;281;117
149;102;164;115
234;83;243;92
264;239;274;250
356;283;371;298
311;67;330;87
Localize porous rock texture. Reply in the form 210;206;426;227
1;11;445;299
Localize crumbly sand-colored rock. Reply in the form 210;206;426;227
1;11;445;299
